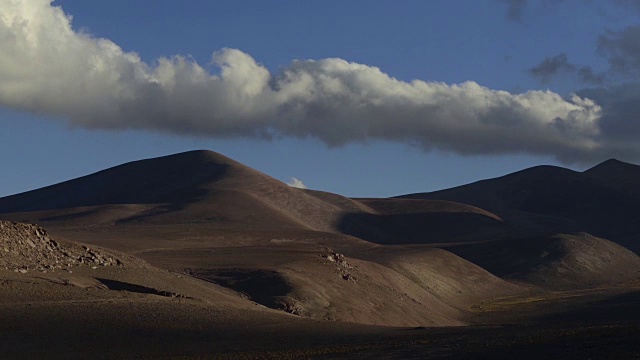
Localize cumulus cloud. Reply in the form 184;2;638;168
579;83;640;149
500;0;640;162
287;178;308;189
528;53;605;85
1;0;639;163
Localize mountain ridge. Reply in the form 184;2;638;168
398;158;640;250
1;150;639;331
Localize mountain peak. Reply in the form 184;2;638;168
0;150;258;212
584;158;639;175
583;158;640;195
151;149;238;165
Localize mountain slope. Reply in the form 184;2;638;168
0;150;348;232
0;150;507;245
447;233;640;289
0;150;238;211
399;159;640;248
337;198;508;245
584;158;640;195
2;151;640;329
0;150;524;327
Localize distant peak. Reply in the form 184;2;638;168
586;158;636;172
600;158;625;166
584;158;640;180
499;164;576;179
0;149;265;212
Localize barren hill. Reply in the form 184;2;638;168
0;150;508;245
0;150;344;232
0;150;521;327
336;198;508;245
584;158;640;195
447;233;640;289
0;151;640;358
2;151;640;357
399;159;640;251
1;151;640;330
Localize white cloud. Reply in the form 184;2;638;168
287;177;307;189
1;0;637;163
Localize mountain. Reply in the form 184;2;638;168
0;150;506;245
0;150;520;327
2;151;640;357
398;159;640;251
0;150;345;231
584;158;640;195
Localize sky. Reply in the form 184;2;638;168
1;0;640;198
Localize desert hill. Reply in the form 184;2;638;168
399;159;640;251
2;151;640;357
584;158;640;195
1;150;640;332
0;150;522;327
338;198;507;245
0;150;344;232
447;232;640;289
0;150;508;245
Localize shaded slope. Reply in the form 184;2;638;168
0;150;346;232
400;165;585;214
584;158;640;195
399;160;640;246
447;233;640;289
0;150;509;246
349;245;519;310
143;243;525;327
0;150;236;211
337;199;509;245
2;151;639;330
303;190;508;245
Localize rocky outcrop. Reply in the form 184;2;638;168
0;221;123;273
322;249;355;281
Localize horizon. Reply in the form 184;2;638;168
1;147;634;199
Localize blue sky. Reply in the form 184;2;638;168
1;0;640;197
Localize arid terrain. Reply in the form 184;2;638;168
1;150;639;359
